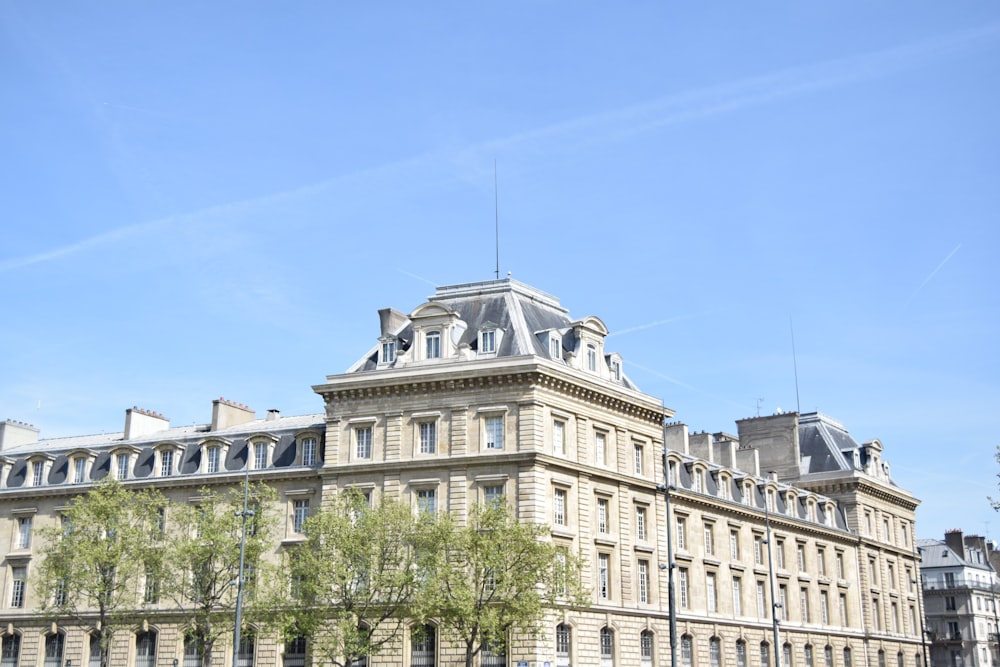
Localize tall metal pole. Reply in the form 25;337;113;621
232;459;254;667
764;488;782;667
913;570;930;667
662;457;678;667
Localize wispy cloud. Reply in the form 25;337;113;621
4;22;997;274
904;243;962;306
627;360;754;413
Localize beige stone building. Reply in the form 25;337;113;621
0;278;924;667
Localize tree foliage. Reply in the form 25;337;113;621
421;501;587;667
34;479;167;667
162;482;277;667
263;491;432;667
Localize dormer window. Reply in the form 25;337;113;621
300;437;318;466
586;344;598;372
610;359;621;382
160;449;175;477
31;460;45;486
115;453;131;480
549;334;562;359
380;337;397;365
426;331;441;359
205;445;222;474
72;457;87;484
480;329;496;354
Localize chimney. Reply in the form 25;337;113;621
0;420;39;451
124;407;170;440
945;529;965;558
735;412;801;483
378;308;409;336
266;409;281;422
211;398;256;431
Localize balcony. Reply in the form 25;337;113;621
924;578;999;593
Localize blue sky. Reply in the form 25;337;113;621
2;2;998;541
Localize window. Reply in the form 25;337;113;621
668;460;678;486
136;631;157;667
682;636;693;667
293;499;310;533
598;553;610;599
888;562;896;589
2;636;21;667
839;594;848;625
480;329;496;354
879;651;886;667
554;488;566;526
636;506;647;541
555;624;571;667
43;634;64;667
419;421;437;454
705;523;715;555
731;530;741;560
144;565;160;603
416;489;436;515
638;559;650;603
11;567;26;607
757;581;767;618
17;517;31;549
160;449;174;476
31;460;44;486
776;539;785;568
818;549;826;576
844;648;852;667
737;641;746;667
355;426;372;459
755;536;764;564
679;568;689;608
485;416;504;449
73;457;87;483
206;446;221;474
483;484;505;506
707;572;718;612
733;576;743;615
595;431;606;465
805;646;814;667
945;572;955;588
797;544;806;570
116;453;130;480
553;420;565;455
236;632;254;667
836;552;845;578
784;644;793;667
693;467;704;492
821;590;830;624
711;638;722;667
634;443;644;474
779;584;787;620
425;331;441;359
760;643;770;667
641;631;654;667
301;438;317;466
381;338;396;364
89;635;102;667
587;344;598;372
801;587;810;622
549;334;562;359
677;517;686;550
824;646;833;667
891;602;899;633
253;443;267;470
873;599;882;631
611;359;621;381
284;637;307;667
600;627;614;667
597;498;609;533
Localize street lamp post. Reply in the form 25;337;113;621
231;460;254;667
764;487;782;667
660;460;678;667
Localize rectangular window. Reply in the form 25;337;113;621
11;567;26;607
355;426;372;459
598;553;610;599
837;552;845;578
595;431;606;465
144;567;159;603
776;539;785;568
597;498;609;534
733;576;743;616
757;581;767;618
873;599;882;631
638;559;650;603
755;535;764;564
679;568;689;608
419;421;437;454
116;453;130;480
840;593;848;625
73;457;86;483
381;339;396;364
731;530;741;560
711;639;721;667
17;517;31;549
779;584;787;621
553;420;565;455
483;484;505;506
481;329;496;353
292;499;309;533
160;449;174;476
821;590;830;624
32;461;44;486
704;523;714;555
549;335;561;359
707;572;717;612
417;489;437;515
636;506;647;541
485;416;504;449
554;488;567;526
587;344;597;371
253;443;267;469
891;602;899;633
301;438;317;466
801;587;810;622
206;447;220;474
818;549;826;576
425;331;441;359
634;444;644;474
797;544;806;570
677;517;686;550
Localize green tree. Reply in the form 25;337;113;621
421;501;587;667
34;479;167;667
263;491;431;667
162;482;277;667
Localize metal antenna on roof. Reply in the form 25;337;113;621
790;317;801;414
494;159;500;280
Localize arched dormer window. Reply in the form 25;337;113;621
27;454;55;487
571;316;609;375
586;344;598;372
717;472;730;500
784;491;796;516
248;436;278;471
154;444;182;477
67;450;97;485
109;446;140;481
690;464;706;493
297;433;321;467
200;440;230;474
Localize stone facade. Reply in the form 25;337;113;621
0;278;924;667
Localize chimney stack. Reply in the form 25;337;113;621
124;407;170;440
0;420;39;451
211;398;255;431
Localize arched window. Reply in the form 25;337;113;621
481;634;507;667
135;631;157;667
879;651;886;667
641;631;655;667
760;642;770;667
844;648;853;667
736;641;747;667
88;635;102;667
600;627;615;667
784;643;793;667
710;637;722;667
43;633;65;667
805;645;814;667
897;653;904;667
283;636;307;667
183;634;202;667
555;624;571;667
236;632;255;667
1;635;21;667
411;625;435;667
681;635;693;667
824;646;834;667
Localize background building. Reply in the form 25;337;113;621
0;278;925;667
918;531;1000;667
